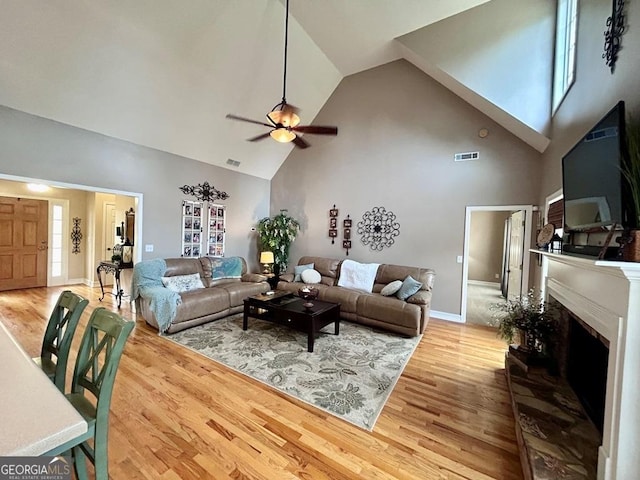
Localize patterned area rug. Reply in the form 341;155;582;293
165;314;422;430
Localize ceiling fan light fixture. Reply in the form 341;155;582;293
270;128;296;143
267;108;300;128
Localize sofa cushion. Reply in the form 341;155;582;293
172;288;230;323
301;269;322;284
164;258;204;277
219;281;270;307
396;275;422;300
161;273;205;293
356;294;422;330
319;286;359;314
297;256;340;286
374;264;435;292
294;263;314;282
381;280;402;296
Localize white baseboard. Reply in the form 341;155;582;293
430;310;463;323
468;280;501;287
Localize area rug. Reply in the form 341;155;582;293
165;314;422;430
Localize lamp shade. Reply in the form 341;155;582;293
260;251;274;264
270;128;296;143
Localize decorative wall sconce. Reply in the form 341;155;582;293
343;215;352;256
357;206;400;251
329;204;339;244
179;181;230;202
71;217;82;254
603;0;626;73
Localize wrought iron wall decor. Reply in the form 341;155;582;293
179;181;230;202
328;204;338;244
71;217;82;254
357;207;400;251
343;215;352;256
603;0;626;73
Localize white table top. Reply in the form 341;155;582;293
0;321;87;456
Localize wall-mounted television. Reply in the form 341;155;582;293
562;101;630;234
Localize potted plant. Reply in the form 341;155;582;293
621;115;640;261
256;210;300;273
491;289;558;361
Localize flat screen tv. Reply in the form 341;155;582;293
562;101;630;233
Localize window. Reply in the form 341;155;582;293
553;0;578;111
50;204;64;279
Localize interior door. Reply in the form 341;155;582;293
506;210;525;300
0;196;48;291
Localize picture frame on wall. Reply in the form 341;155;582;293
342;240;351;249
330;218;337;228
329;229;338;237
329;208;339;217
344;228;351;239
343;218;352;228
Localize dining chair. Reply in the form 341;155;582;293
33;290;89;392
44;307;135;480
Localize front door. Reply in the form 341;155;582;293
0;196;48;291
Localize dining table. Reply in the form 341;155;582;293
0;321;87;456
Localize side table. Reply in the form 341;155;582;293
96;261;129;308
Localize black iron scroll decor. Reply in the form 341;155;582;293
603;0;626;73
357;207;400;251
179;181;230;202
71;217;82;254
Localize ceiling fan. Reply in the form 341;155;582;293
226;0;338;149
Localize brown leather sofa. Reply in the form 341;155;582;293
135;257;269;333
277;256;435;337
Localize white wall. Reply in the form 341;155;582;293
397;0;554;135
271;60;542;316
0;106;271;271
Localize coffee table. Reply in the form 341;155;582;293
243;292;340;352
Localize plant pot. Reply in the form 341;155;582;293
622;229;640;262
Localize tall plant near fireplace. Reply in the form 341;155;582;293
621;116;640;260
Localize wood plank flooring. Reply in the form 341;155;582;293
0;285;523;480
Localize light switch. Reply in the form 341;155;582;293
456;255;463;263
145;244;154;252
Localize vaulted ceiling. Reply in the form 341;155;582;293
0;0;550;180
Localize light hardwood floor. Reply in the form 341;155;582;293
0;285;523;480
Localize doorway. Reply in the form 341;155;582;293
461;205;533;325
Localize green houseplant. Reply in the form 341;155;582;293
491;289;557;356
256;210;300;273
620;115;640;261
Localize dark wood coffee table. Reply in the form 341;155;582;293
243;292;340;352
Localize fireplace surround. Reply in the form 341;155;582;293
537;251;640;480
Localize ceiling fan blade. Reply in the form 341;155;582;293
292;135;310;149
247;132;272;142
292;125;338;136
226;114;272;128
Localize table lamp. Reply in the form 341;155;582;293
260;251;274;274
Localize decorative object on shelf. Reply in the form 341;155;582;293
298;286;319;309
550;233;563;254
536;223;555;249
111;244;122;264
621;115;640;261
179;181;230;202
491;289;558;361
343;215;352;256
124;208;135;246
256;209;300;273
260;251;275;274
328;205;338;244
71;217;82;254
357;207;400;251
603;0;626;73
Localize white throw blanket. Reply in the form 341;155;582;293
337;259;380;293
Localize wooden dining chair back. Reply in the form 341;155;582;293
33;290;89;392
45;307;134;480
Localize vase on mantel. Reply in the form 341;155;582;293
621;230;640;262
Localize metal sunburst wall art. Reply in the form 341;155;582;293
357;207;400;251
603;0;626;73
71;217;82;254
179;181;230;202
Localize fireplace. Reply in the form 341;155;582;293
552;301;609;435
539;251;640;480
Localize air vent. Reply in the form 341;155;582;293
226;159;241;167
454;151;479;162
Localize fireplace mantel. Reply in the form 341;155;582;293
534;250;640;480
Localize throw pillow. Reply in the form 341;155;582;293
381;280;403;296
161;273;205;293
396;275;422;301
300;268;321;284
294;263;314;282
